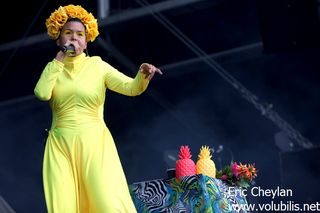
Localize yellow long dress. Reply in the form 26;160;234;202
34;53;149;213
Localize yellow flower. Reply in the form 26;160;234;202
45;4;99;42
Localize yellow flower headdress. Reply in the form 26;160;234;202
45;4;99;42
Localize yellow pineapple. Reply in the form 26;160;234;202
196;145;216;178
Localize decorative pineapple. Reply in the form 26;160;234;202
196;145;216;178
175;145;196;178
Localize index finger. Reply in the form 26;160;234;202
156;68;163;75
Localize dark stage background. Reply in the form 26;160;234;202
0;0;320;212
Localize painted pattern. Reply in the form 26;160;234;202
130;174;248;213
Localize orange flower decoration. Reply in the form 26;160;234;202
45;4;99;42
216;161;258;188
247;163;258;181
237;163;249;177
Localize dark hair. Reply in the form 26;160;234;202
66;18;86;29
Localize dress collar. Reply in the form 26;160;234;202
63;53;86;70
63;53;86;64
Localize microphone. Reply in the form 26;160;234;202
60;44;75;53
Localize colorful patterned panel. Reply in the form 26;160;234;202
129;174;249;213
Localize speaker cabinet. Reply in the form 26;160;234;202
257;0;320;53
279;147;320;203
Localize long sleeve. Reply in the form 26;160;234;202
34;59;64;101
104;63;150;96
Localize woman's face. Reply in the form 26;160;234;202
56;21;87;56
